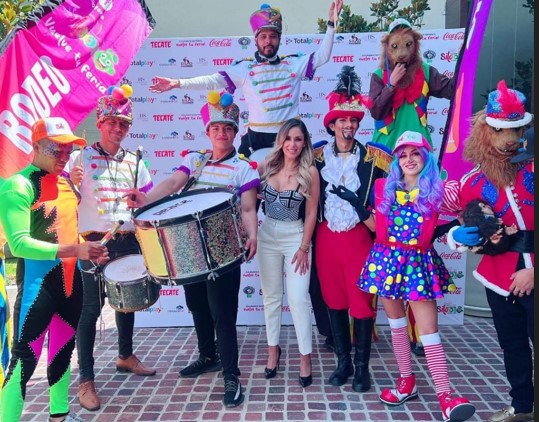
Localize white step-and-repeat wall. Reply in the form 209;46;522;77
120;29;467;327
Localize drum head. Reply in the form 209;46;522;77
103;254;147;282
249;147;272;163
134;188;235;223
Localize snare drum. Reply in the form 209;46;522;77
102;254;161;312
133;188;248;285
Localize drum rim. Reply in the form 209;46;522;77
103;253;152;284
133;187;237;227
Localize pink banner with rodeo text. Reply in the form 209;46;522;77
0;0;154;179
439;0;494;186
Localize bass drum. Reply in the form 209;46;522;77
249;147;272;164
133;187;248;286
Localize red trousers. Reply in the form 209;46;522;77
315;221;376;319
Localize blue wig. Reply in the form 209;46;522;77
379;146;444;218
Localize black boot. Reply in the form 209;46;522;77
351;317;373;392
327;309;353;386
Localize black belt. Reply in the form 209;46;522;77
508;230;534;253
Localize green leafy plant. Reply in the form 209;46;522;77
0;0;46;41
318;0;431;33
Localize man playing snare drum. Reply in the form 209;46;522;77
128;91;259;408
66;86;156;412
0;117;108;422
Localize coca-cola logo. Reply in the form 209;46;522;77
442;107;449;116
443;32;464;41
443;70;454;78
209;38;233;47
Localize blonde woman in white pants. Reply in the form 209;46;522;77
256;118;320;387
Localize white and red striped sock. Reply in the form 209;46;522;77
420;332;451;395
388;317;413;378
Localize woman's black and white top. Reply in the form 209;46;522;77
262;182;305;222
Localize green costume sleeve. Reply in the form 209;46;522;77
0;175;58;260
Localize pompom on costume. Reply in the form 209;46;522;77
96;84;134;124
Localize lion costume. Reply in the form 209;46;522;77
369;18;456;151
449;80;534;422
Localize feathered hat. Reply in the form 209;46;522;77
200;91;240;132
485;80;533;129
323;65;370;135
250;3;282;36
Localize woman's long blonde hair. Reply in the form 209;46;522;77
262;118;314;198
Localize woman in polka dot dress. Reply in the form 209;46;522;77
357;131;475;422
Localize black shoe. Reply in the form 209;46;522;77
179;354;222;378
410;342;425;357
223;374;244;408
299;374;312;388
264;346;281;379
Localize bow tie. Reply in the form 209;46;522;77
396;188;419;205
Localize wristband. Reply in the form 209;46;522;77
327;20;335;28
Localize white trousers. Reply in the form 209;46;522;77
257;217;313;355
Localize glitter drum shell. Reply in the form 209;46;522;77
133;187;248;286
102;254;162;312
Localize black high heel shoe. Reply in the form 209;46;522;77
298;354;312;388
264;346;281;379
299;373;312;388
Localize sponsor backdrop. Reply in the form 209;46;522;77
122;29;467;327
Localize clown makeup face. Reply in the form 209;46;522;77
397;145;424;181
255;29;280;58
330;116;359;141
35;139;74;174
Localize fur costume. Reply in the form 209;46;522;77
368;20;456;151
450;80;534;296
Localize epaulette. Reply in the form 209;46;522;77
238;153;258;170
280;53;303;59
180;149;211;158
313;140;328;162
232;57;255;65
365;142;392;173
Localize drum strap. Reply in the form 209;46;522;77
182;152;212;192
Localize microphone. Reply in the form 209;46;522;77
100;220;125;246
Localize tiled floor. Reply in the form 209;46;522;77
10;296;517;422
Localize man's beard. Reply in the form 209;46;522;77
257;44;279;58
341;130;355;140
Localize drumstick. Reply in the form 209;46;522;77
131;145;143;201
78;130;85;166
100;220;125;246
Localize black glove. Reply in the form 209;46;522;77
329;184;371;221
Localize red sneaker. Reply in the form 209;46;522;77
379;374;419;406
439;392;476;422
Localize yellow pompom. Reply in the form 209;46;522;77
121;84;133;97
239;154;245;159
201;149;207;154
207;91;220;104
